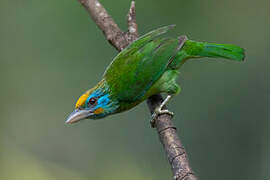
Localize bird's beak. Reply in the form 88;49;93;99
65;109;94;124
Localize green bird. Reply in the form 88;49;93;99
66;25;245;125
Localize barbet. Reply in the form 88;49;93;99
66;25;245;125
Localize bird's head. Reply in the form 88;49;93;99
65;81;118;124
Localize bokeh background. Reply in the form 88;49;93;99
0;0;269;179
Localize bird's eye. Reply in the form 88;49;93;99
88;97;97;106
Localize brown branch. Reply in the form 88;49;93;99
78;0;129;50
147;95;197;180
77;0;197;179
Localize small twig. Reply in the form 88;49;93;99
127;1;138;42
76;0;197;179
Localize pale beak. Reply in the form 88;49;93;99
65;109;94;124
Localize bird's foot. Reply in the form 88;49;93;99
150;107;174;128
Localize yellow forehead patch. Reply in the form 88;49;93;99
75;93;89;108
94;107;104;115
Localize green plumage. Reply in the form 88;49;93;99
103;25;245;112
66;25;245;124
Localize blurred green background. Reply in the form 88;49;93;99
0;0;269;179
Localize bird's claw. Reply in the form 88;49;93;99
150;108;174;128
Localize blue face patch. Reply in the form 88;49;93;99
96;94;110;108
85;90;102;107
85;90;110;111
82;87;119;119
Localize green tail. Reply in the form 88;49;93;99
197;41;245;61
172;39;245;68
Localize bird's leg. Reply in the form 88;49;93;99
151;95;174;127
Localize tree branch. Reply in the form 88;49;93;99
78;0;129;50
77;0;197;179
147;95;197;180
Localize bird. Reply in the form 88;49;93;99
66;25;245;126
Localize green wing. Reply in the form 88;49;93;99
104;25;179;102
